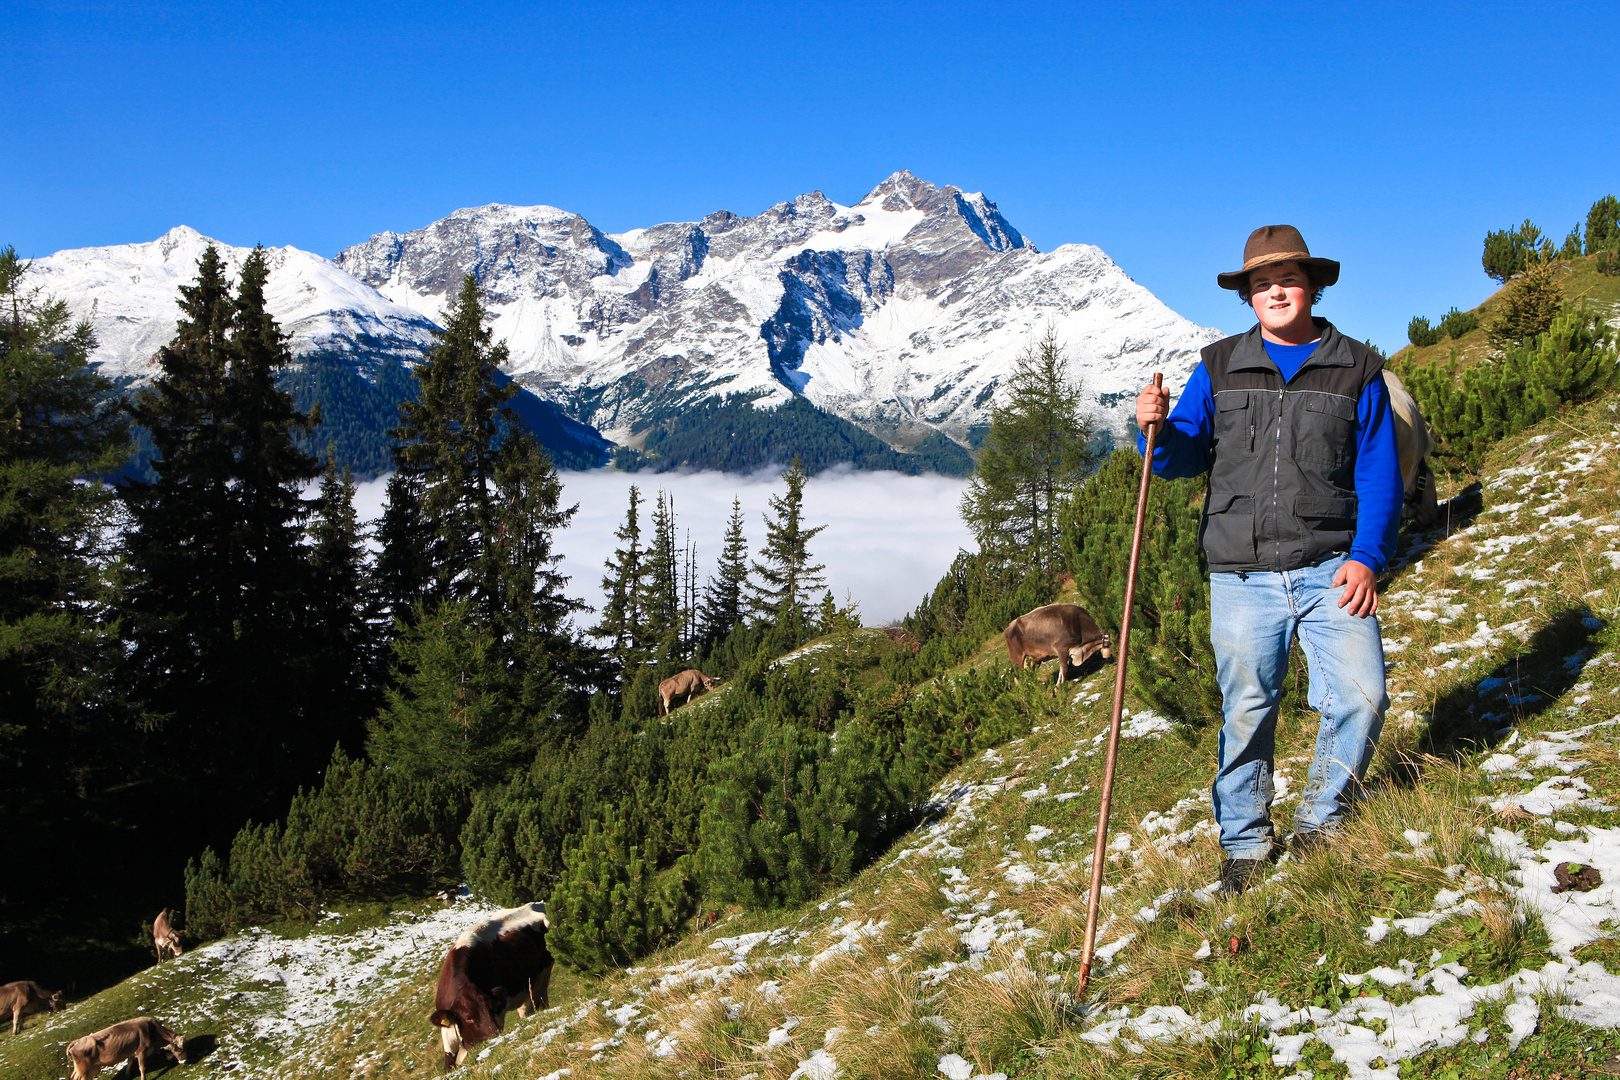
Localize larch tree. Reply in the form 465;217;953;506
960;328;1098;570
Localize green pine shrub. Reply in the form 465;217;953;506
1586;195;1619;253
180;748;462;941
1402;301;1618;472
697;716;894;909
1407;316;1442;347
546;806;695;974
1437;307;1480;340
1482;219;1552;283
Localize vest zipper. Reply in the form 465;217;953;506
1272;387;1284;570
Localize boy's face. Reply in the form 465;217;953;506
1247;259;1313;337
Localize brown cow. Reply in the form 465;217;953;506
430;903;553;1072
153;909;183;960
65;1017;187;1080
1383;370;1439;527
1005;604;1112;686
658;669;717;715
1;980;64;1035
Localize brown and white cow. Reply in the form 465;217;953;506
658;669;717;715
429;903;554;1072
153;909;183;960
1383;370;1439;527
65;1017;187;1080
0;980;64;1035
1005;604;1112;686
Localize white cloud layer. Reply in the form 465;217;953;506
353;466;976;627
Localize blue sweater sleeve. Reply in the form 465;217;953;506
1348;375;1404;574
1135;364;1213;479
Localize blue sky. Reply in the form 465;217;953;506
7;1;1617;353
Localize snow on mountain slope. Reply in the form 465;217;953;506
32;226;440;381
33;173;1223;456
335;171;1224;444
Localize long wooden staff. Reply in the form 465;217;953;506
1076;372;1162;998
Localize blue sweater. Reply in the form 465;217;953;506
1136;339;1403;574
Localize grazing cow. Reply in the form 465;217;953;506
1;980;64;1035
1005;604;1112;686
153;909;183;960
429;904;554;1072
1383;370;1439;527
65;1017;187;1080
658;669;717;715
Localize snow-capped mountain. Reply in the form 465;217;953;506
32;226;440;381
34;173;1222;466
335;171;1223;446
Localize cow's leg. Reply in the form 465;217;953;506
534;959;554;1011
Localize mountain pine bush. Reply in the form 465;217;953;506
1408;316;1442;347
1437;307;1480;340
1402;301;1618;471
547;806;694;974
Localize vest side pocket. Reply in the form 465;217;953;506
1200;491;1256;564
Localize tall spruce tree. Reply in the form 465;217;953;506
639;490;681;656
306;454;376;754
699;497;750;647
960;328;1098;569
750;457;826;626
121;245;325;822
591;485;646;675
369;275;587;783
0;247;130;831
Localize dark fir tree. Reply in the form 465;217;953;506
749;457;826;625
698;497;750;648
369;275;587;784
121;245;325;822
0;247;130;833
960;328;1098;569
591;485;646;676
372;470;432;633
1586;195;1620;254
306;453;377;754
639;490;682;656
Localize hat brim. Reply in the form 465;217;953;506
1218;255;1340;291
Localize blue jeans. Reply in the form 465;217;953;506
1208;555;1388;859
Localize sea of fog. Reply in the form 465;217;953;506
353;466;976;626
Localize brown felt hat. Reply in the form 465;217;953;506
1217;225;1340;291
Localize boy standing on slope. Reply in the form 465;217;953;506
1134;225;1404;896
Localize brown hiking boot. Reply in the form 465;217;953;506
1219;858;1262;897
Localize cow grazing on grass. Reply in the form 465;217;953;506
658;669;717;715
429;903;553;1072
153;909;183;960
1;980;64;1035
1005;604;1112;686
65;1017;187;1080
1383;370;1439;527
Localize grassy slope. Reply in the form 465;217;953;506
1390;251;1620;374
6;404;1620;1079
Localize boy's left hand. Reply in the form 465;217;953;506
1335;560;1379;617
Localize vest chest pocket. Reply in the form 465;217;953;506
1294;393;1356;469
1214;391;1255;453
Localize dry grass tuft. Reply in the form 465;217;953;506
938;942;1063;1074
